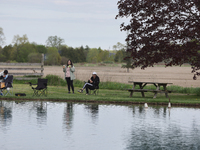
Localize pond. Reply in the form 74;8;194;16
0;100;200;150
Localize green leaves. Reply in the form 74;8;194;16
116;0;200;79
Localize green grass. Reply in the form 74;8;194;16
5;74;200;106
13;75;200;94
1;83;200;106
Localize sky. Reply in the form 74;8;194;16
0;0;128;50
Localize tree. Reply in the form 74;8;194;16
0;46;6;62
60;46;86;63
2;45;14;61
46;36;64;50
97;50;110;62
28;53;42;63
46;47;61;65
113;42;126;62
15;43;36;62
36;45;47;54
116;0;200;79
12;34;30;61
12;34;29;46
114;50;125;62
112;42;125;51
0;54;6;62
61;56;68;65
60;46;75;62
86;48;100;63
75;47;86;63
0;27;6;46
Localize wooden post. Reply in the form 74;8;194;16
153;84;159;98
139;83;145;97
41;53;44;76
163;84;169;98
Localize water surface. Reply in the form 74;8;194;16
0;100;200;150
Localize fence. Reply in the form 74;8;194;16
0;54;44;80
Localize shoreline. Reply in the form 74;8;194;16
1;97;200;108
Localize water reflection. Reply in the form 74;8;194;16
84;103;99;121
138;105;144;114
125;106;200;150
63;102;74;132
163;107;167;118
0;100;12;128
35;102;47;124
153;106;161;116
0;100;200;150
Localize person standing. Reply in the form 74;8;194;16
63;60;75;94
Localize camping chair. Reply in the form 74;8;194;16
29;79;48;97
0;75;13;96
89;87;99;95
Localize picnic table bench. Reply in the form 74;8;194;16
127;81;173;98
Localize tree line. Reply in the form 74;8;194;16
0;28;127;65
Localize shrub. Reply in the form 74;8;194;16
45;74;66;86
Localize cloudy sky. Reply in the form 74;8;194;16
0;0;128;49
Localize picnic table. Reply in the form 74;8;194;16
127;81;173;98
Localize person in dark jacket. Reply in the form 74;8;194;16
78;72;100;95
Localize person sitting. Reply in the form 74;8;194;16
0;70;9;96
78;72;100;95
0;70;4;83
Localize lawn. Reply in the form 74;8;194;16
1;83;200;107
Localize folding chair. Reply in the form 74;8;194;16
0;75;13;96
29;79;48;97
89;87;99;95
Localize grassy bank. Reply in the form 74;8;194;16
0;75;198;106
1;84;200;106
13;75;200;95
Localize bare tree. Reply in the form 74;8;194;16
12;34;29;46
46;36;64;50
0;27;6;46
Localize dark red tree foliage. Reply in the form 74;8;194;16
116;0;200;79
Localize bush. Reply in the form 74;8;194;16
61;56;68;65
195;88;200;96
28;53;42;63
103;61;114;64
45;74;66;86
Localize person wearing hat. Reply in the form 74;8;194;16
78;72;100;95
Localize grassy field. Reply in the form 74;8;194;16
1;83;200;107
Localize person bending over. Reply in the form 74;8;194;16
0;71;3;83
0;70;9;96
78;72;100;95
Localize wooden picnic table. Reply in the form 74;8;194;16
127;81;173;98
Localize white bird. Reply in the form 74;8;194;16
168;98;171;108
144;103;148;108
